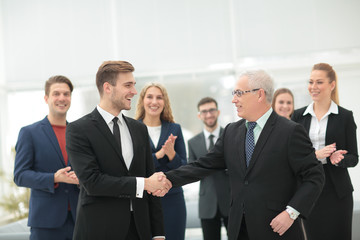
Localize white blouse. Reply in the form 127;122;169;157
303;101;338;164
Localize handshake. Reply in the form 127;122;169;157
144;172;172;197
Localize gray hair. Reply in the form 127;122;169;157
239;69;274;103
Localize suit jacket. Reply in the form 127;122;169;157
292;105;358;198
166;111;325;240
142;120;187;195
188;127;230;219
14;116;79;228
66;108;164;240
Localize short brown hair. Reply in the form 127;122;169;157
135;83;175;123
45;75;73;96
96;61;135;96
197;97;218;110
312;63;339;105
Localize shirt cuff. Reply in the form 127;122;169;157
153;236;165;239
286;205;300;217
136;177;144;198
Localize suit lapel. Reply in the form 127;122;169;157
246;111;277;174
90;109;128;170
41;117;65;166
157;121;170;151
236;122;247;176
199;133;207;154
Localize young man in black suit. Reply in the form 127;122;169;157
66;61;170;240
188;97;230;240
159;70;325;240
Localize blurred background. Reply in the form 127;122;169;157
0;0;360;238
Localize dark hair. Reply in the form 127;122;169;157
96;61;135;96
312;63;339;105
45;75;73;96
197;97;218;110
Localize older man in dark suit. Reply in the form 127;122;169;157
160;70;325;240
188;97;230;240
66;61;170;240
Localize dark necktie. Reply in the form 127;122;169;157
112;117;122;151
245;122;257;167
208;134;215;152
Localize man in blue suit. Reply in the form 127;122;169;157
14;75;79;240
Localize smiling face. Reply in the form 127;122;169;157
44;83;71;118
143;86;165;119
198;102;219;129
274;93;294;119
109;72;137;111
308;70;335;103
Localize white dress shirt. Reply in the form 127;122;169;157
147;125;161;148
303;101;339;164
96;105;144;198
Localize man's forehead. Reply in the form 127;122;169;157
199;102;216;109
49;83;71;91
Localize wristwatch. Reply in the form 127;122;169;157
286;208;298;220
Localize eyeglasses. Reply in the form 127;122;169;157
231;88;260;97
199;108;218;115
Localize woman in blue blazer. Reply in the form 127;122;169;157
135;83;187;240
292;63;358;240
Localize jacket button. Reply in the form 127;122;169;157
244;181;249;185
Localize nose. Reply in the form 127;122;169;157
132;86;137;95
231;95;237;103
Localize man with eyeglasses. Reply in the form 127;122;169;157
157;69;325;240
188;97;230;240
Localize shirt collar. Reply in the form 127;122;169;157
303;101;338;117
203;125;221;139
246;108;272;130
96;105;124;125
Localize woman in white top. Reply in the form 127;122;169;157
292;63;358;240
135;83;187;240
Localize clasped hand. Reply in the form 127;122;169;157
144;172;172;197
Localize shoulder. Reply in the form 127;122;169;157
20;117;47;132
293;106;307;118
125;116;147;128
337;106;353;116
188;132;203;143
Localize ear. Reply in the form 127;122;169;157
44;95;48;104
330;81;336;91
258;89;266;102
197;113;201;120
103;82;112;95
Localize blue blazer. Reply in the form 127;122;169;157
14;116;79;228
141;120;187;195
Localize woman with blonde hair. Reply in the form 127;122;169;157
292;63;358;240
135;83;187;240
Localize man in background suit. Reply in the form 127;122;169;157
66;61;169;240
161;70;325;240
14;75;79;240
188;97;230;240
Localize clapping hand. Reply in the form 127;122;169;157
54;166;79;185
315;143;336;159
330;149;348;165
162;134;177;161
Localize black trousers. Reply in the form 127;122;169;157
125;212;140;240
201;208;228;240
237;217;249;240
